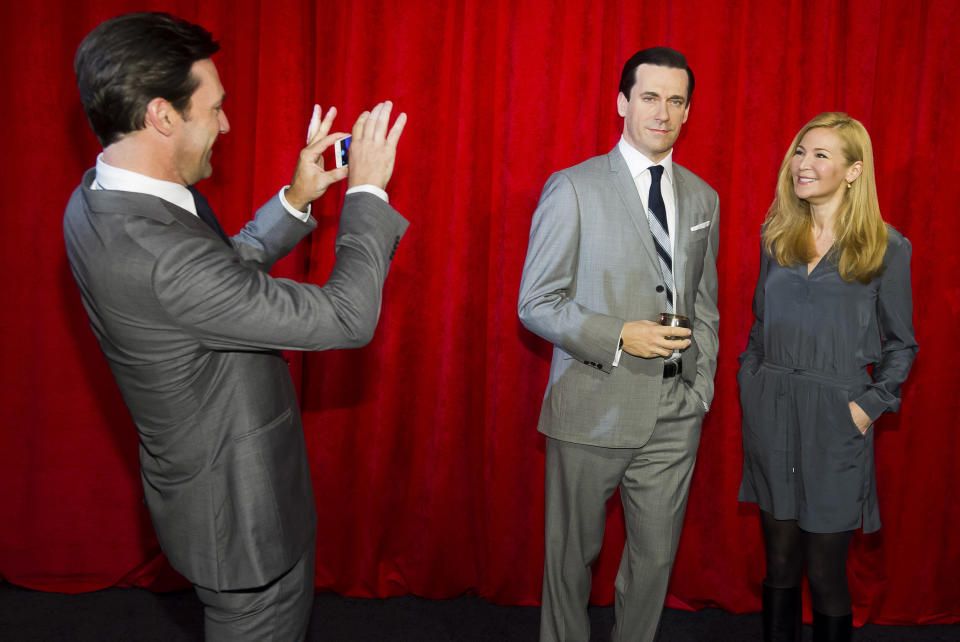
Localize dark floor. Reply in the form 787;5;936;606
0;582;957;641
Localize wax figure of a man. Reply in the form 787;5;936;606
518;47;720;642
64;12;408;641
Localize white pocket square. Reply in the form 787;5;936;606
690;221;711;232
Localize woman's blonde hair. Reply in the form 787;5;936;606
761;112;887;283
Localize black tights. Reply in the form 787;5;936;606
761;510;853;616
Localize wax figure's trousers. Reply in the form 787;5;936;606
194;546;315;641
540;374;703;642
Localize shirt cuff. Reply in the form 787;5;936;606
279;186;311;222
612;332;624;367
346;185;389;203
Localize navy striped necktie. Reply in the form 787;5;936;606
645;165;673;311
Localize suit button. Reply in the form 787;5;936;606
595;363;602;370
656;285;664;292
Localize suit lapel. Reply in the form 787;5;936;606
672;169;690;315
606;149;660;271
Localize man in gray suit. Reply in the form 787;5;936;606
518;47;719;642
63;12;408;641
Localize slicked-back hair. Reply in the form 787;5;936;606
74;12;219;147
619;47;694;103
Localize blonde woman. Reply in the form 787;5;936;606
738;113;917;642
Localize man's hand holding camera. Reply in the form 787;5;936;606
285;100;407;212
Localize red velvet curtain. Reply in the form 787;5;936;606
2;0;958;626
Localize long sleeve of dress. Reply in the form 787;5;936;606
853;232;919;420
739;244;770;374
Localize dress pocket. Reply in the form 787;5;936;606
839;394;867;439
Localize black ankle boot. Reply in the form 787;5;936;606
812;610;853;642
762;583;801;641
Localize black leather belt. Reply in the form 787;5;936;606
663;360;682;378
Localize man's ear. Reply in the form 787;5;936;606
617;91;628;117
145;97;177;137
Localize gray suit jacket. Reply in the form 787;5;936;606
518;147;719;448
63;169;408;590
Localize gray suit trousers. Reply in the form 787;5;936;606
540;375;703;642
195;546;315;642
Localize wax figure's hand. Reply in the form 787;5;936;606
347;101;407;190
285;105;350;212
621;320;691;359
849;401;872;434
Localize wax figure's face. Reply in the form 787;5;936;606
617;64;690;163
172;58;230;186
790;127;861;205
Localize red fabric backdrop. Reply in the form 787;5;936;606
2;0;958;626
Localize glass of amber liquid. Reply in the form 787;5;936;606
659;312;691;341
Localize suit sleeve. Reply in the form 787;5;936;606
229;194;317;271
852;234;918;420
517;172;625;372
151;192;408;352
690;194;721;407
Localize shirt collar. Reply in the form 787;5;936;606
93;153;197;216
617;136;674;186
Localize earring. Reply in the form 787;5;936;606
846;182;852;189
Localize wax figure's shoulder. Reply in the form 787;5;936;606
535;152;619;209
555;152;614;184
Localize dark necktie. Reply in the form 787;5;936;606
645;165;674;312
188;186;231;246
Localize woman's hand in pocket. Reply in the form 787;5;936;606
849;401;872;435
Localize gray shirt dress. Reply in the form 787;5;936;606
737;226;918;533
